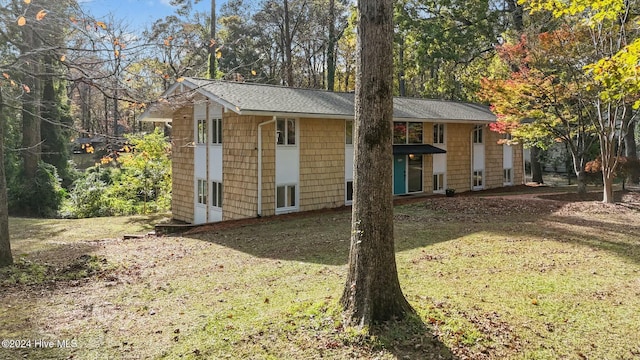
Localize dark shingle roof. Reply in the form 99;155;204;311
183;77;495;122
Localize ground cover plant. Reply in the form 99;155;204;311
0;187;639;359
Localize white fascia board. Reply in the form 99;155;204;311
238;110;354;120
392;117;496;123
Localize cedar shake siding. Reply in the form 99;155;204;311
446;123;473;192
221;114;268;220
485;129;504;189
171;106;195;223
299;118;345;212
260;121;276;217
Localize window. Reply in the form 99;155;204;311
277;184;296;208
211;181;223;207
211;118;222;144
197;119;207;144
277;118;296;145
393;122;422;144
473;170;483;187
433;173;444;191
345;120;353;145
503;169;513;184
197;179;207;205
433;123;445;144
408;123;423;144
408;154;423;192
346;180;353;202
473;125;483;144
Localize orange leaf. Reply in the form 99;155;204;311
10;80;16;86
2;73;9;79
17;16;26;26
22;84;31;93
36;10;47;21
114;49;120;57
96;21;107;29
60;54;66;62
24;0;31;4
251;70;257;76
176;77;185;82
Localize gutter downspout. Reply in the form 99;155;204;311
257;116;277;217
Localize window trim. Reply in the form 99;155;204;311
211;180;223;208
433;172;445;193
346;180;354;204
473;170;484;188
503;168;513;186
345;120;353;145
211;118;223;145
196;119;207;144
433;123;445;145
196;178;207;205
473;125;484;144
277;118;297;146
276;184;297;212
393;121;423;145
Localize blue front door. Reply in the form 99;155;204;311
393;155;406;195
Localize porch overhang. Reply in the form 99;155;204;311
393;144;446;155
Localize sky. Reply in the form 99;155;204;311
80;0;212;32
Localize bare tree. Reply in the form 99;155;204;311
341;0;413;327
0;89;12;267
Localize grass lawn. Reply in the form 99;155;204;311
1;189;639;359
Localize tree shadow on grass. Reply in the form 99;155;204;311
540;215;640;263
370;316;459;360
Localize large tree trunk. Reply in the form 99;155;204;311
0;90;12;267
530;146;544;184
341;0;413;328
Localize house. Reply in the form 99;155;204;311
141;77;524;224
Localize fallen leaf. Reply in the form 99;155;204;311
17;16;26;26
2;73;9;79
36;10;47;21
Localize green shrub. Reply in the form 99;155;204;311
63;129;171;218
8;162;66;217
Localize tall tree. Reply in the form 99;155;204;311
341;0;413;327
480;29;599;194
524;0;640;203
209;0;216;79
0;89;12;267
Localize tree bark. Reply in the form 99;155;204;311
326;0;337;91
624;111;638;184
283;0;294;86
530;146;544;184
0;90;13;267
20;19;42;182
398;35;406;97
341;0;413;328
209;0;217;79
